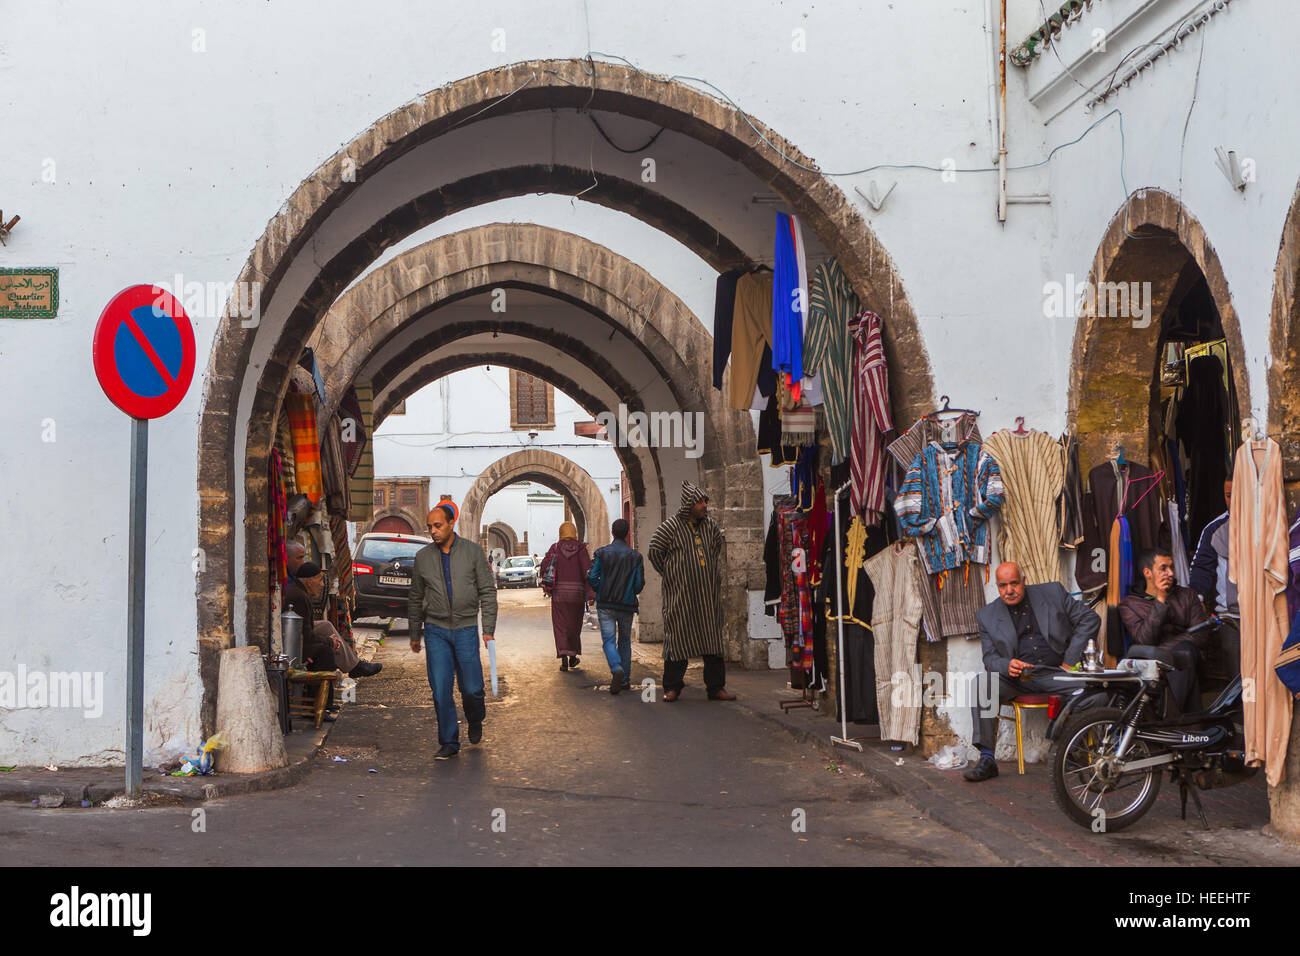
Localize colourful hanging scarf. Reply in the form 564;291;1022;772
285;392;322;506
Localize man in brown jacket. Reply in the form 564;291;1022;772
1119;548;1209;715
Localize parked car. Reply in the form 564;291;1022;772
496;555;539;589
352;532;432;620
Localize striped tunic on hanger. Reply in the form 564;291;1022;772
983;428;1065;586
806;260;859;465
848;310;893;524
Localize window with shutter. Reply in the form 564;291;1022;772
510;370;554;429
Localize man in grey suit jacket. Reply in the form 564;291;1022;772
964;562;1100;782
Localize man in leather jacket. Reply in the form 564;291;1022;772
1119;548;1209;715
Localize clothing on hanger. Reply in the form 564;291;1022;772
1228;438;1293;786
985;428;1064;586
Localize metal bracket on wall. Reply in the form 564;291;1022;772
0;211;19;245
855;182;897;212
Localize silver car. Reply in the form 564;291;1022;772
495;555;539;589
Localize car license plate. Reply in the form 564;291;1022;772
379;575;409;587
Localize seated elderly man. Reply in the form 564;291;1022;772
284;561;381;680
965;562;1100;782
1119;548;1208;716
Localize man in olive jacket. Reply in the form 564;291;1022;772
408;501;498;760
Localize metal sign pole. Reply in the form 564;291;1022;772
126;417;147;799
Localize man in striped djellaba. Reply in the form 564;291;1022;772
648;481;737;702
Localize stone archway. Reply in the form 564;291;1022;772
1268;179;1300;501
1068;187;1250;473
485;520;521;558
195;57;937;731
461;448;611;555
368;511;417;535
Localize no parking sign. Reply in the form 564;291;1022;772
92;284;196;800
92;285;195;419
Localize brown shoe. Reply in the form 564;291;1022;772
663;688;681;702
708;688;737;701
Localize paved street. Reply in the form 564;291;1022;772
1;591;996;866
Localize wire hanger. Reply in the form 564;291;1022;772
926;395;979;420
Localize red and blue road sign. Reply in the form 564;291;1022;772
93;285;196;419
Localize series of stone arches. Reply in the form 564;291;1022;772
194;60;940;732
191;55;1300;741
459;447;612;553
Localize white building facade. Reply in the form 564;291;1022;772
1;1;1298;820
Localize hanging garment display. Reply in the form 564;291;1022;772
774;496;809;643
805;259;859;465
285;391;322;507
915;560;986;642
763;508;782;617
984;428;1065;586
727;270;775;411
1228;438;1293;786
346;382;375;522
789;215;822;407
822;497;890;724
890;411;999;641
275;408;297;496
864;543;923;745
756;391;797;465
1058;432;1085;549
711;269;744;390
771;213;805;401
808;477;828;586
779;400;817;447
791;443;817;512
1177;354;1231;546
338;386;369;475
1169;499;1191;587
268;448;288;595
848;310;893;524
895;422;1004;576
1287;505;1300;627
320;415;351;517
1074;459;1166;595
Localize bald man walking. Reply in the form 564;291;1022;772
965;562;1100;782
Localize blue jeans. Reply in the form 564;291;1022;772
598;608;634;679
423;623;486;751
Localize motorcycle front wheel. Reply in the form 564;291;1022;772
1049;706;1163;833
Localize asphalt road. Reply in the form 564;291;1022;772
2;590;996;866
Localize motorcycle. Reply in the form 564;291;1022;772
1043;619;1256;833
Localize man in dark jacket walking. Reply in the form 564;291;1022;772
589;518;645;694
408;501;498;760
1120;547;1209;715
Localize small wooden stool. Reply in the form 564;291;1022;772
996;694;1053;774
285;669;341;729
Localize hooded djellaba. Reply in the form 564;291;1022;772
647;480;726;660
541;520;594;669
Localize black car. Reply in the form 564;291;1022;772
352;532;432;620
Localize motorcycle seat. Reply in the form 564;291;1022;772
1124;645;1177;667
